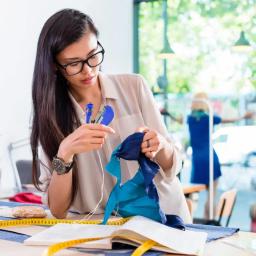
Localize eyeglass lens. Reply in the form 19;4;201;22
65;51;104;76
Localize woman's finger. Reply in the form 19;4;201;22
73;136;105;145
72;138;105;152
141;145;158;153
74;130;108;143
143;130;156;142
136;126;149;133
86;123;115;134
141;137;159;149
75;143;103;152
90;137;105;144
88;130;108;138
145;152;155;160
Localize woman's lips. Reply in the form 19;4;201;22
81;76;94;84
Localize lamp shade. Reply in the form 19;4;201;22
159;39;175;59
233;31;252;52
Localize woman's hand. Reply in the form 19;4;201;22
57;124;115;162
136;127;166;160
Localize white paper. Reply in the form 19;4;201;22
24;223;119;249
24;216;207;254
119;216;207;255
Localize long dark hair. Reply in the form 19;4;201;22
31;9;99;205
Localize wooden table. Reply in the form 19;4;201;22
0;231;255;256
183;183;206;195
0;201;255;256
203;231;256;256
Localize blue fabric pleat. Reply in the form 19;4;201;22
165;215;186;230
185;224;239;242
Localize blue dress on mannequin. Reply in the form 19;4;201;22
187;110;222;185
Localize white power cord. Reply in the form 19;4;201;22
83;150;105;220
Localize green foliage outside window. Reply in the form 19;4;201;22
137;0;256;94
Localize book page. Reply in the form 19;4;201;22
115;216;207;255
24;216;207;255
24;223;119;249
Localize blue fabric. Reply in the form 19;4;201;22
102;132;166;224
115;132;161;200
0;229;30;243
186;223;239;242
165;215;186;230
102;133;186;231
0;201;41;207
0;202;46;243
187;112;222;185
0;202;43;244
0;209;30;243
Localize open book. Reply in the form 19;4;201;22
24;216;207;255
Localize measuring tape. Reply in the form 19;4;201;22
0;218;156;256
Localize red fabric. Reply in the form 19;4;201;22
9;192;42;204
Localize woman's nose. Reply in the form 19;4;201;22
81;62;91;74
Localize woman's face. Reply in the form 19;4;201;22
56;32;102;91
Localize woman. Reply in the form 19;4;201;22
187;92;252;218
31;8;191;222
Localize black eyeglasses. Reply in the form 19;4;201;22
57;42;105;76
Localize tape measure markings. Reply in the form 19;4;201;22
0;217;155;256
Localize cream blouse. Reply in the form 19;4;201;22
39;72;191;223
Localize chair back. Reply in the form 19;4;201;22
185;198;193;217
16;160;33;185
216;189;237;227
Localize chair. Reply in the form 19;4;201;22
216;189;237;227
193;189;237;227
186;198;193;217
7;138;30;191
16;160;33;185
15;159;40;192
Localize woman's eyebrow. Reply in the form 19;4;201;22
63;46;98;61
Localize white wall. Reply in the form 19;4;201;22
0;0;133;191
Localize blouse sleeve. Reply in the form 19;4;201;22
38;147;52;206
137;75;182;181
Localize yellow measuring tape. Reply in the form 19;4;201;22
0;218;156;256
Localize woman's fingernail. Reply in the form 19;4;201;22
110;128;115;134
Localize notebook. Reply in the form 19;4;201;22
24;216;207;255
